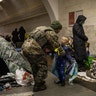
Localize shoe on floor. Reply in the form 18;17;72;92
41;81;45;84
33;84;47;92
60;81;65;86
54;80;61;84
69;81;74;85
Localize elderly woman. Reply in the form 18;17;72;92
72;15;88;71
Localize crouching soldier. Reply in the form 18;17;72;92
22;21;65;92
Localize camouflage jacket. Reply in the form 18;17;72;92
0;36;31;74
22;26;65;55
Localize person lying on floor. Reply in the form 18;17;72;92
0;35;33;86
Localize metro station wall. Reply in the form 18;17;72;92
0;13;51;36
59;0;96;55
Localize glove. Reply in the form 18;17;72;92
54;47;65;56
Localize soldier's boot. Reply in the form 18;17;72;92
41;81;45;84
33;83;47;92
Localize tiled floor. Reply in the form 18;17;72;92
0;56;96;96
0;72;96;96
2;92;34;96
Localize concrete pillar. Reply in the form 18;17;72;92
42;0;59;22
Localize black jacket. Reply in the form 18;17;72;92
72;15;88;61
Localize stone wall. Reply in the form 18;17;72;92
0;13;51;36
59;0;96;55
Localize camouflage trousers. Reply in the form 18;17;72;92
22;38;48;85
23;52;48;85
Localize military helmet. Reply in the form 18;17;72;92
50;20;62;30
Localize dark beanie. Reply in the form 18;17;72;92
50;20;62;30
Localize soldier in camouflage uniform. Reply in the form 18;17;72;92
0;36;32;80
22;21;65;92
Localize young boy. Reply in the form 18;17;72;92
55;36;78;86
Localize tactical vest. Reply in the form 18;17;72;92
29;26;53;48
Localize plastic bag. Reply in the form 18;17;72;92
15;68;34;86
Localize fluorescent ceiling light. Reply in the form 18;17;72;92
0;0;3;2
